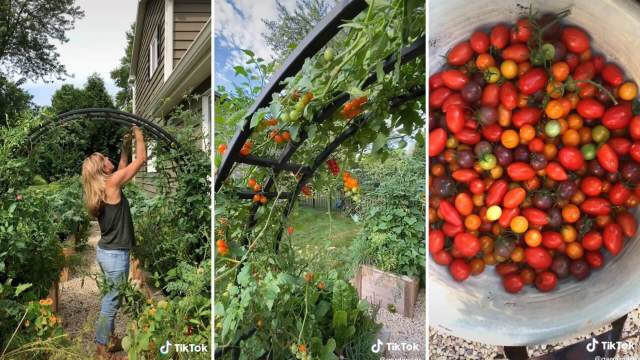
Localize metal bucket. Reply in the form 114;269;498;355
429;0;640;346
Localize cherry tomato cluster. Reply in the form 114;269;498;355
341;96;368;119
343;172;360;201
282;91;314;123
301;184;313;196
239;141;253;156
429;14;640;294
216;239;229;256
248;178;268;205
269;130;291;144
326;159;340;176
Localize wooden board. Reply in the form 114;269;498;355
353;265;419;318
47;281;59;313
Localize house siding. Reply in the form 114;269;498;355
173;0;210;67
134;0;165;119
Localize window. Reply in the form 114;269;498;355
148;25;160;79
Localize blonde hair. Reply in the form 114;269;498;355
82;153;106;218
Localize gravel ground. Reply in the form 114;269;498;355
377;289;426;359
58;222;130;358
429;306;640;359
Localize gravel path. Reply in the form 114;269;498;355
58;222;130;358
429;306;640;359
377;289;426;359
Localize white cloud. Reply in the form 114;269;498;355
22;0;137;106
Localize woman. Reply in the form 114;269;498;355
81;126;146;359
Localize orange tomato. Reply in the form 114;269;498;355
618;81;638;101
476;53;495;70
501;129;520;149
562;204;580;223
561;225;577;242
546;81;564;99
579;127;592;144
524;229;542;247
562;129;581;147
543;143;558;160
465;214;481;230
519;124;536;143
518;61;532;77
455;193;474;216
567;114;583;129
498;105;512;127
511;246;525;262
545;100;564;119
566;241;584;260
551;62;570;81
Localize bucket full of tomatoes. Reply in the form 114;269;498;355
429;0;640;346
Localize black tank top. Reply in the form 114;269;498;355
97;191;135;250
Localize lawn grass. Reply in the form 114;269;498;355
287;206;362;275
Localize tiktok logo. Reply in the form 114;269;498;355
371;339;384;353
159;340;172;354
586;338;599;352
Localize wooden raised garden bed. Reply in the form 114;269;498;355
352;264;419;318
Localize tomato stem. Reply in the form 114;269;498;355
575;79;619;105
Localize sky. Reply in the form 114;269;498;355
214;0;298;92
22;0;137;107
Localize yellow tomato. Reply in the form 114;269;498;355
561;225;577;243
618;81;638;101
500;60;518;79
510;216;528;233
486;205;502;221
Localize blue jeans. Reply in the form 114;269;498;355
95;246;129;345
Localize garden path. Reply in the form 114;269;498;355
378;289;426;359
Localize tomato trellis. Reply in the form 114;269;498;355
26;108;180;149
214;0;425;357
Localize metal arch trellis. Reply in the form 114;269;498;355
26;108;180;149
214;0;425;357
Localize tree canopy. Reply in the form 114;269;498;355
110;23;135;111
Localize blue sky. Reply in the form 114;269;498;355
21;0;136;106
214;0;298;92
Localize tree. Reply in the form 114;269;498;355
110;23;135;111
262;0;334;60
0;76;32;125
0;0;84;81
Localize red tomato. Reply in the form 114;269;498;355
522;208;548;226
512;107;542;128
442;93;466;113
448;41;474;66
451;169;479;183
503;274;524;293
429;87;453;109
561;26;590;54
454;193;474;216
470;31;490;53
602;103;632;130
429;128;447;157
429;229;445;254
601;63;624;86
507;162;536;181
482;123;503;142
503;187;526;208
573;61;595;84
442;222;464;237
580;177;602;197
439;200;463;226
528;138;545;153
496;263;519;277
453;232;481;257
515;18;532;42
469;179;485;194
592;54;605;72
616;211;637;238
433;250;453;265
608;137;631;155
582;231;603;251
518;68;548;95
630;142;640;162
545;162;568;181
429;72;444;90
603;223;623;256
446;104;465;133
541;231;563;250
486;179;508;206
441;69;469;90
525;247;552;270
566;52;579;70
576;98;605;119
585;251;604;269
490;24;510;49
609;183;631;206
499;82;518;110
580;197;611;216
596;143;619;173
481;83;500;107
558;146;585;171
535;271;557;292
502;44;530;63
630;116;640;140
455;128;481;145
449;259;471;281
